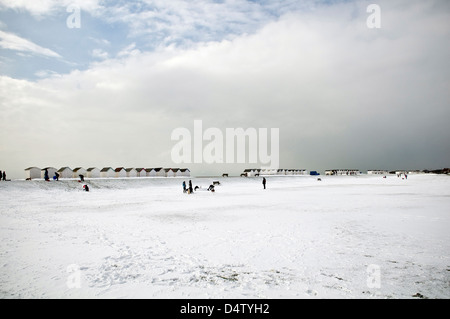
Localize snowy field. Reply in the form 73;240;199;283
0;175;449;299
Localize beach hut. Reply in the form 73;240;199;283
135;168;146;178
72;167;87;179
164;168;175;177
86;167;100;178
145;168;155;177
100;167;114;178
179;168;191;177
172;168;180;177
148;167;165;177
115;167;127;178
125;168;138;178
58;167;73;179
25;167;41;180
41;167;57;179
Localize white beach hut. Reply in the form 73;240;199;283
145;168;155;177
100;167;114;178
135;168;146;178
156;168;166;177
86;167;100;178
164;168;175;177
72;167;87;179
115;167;127;178
148;168;165;177
179;168;191;177
25;167;41;180
41;167;57;179
58;167;73;179
172;168;180;177
125;168;138;178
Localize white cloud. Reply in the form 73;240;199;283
0;0;102;17
0;30;61;58
91;49;109;60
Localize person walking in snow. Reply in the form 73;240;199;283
0;170;2;181
188;180;193;194
182;181;187;193
54;172;60;181
262;177;267;190
2;171;6;181
44;169;50;181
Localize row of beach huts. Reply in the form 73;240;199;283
241;169;422;177
24;167;191;180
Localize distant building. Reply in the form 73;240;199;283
325;169;360;176
367;170;388;175
125;168;138;178
135;168;146;178
164;168;175;177
179;169;191;177
25;167;41;180
115;167;127;178
243;168;308;177
72;167;87;178
100;167;114;178
87;167;100;178
41;167;57;179
58;167;73;179
147;168;165;177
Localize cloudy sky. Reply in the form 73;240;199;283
0;0;449;179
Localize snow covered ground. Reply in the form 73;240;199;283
0;174;449;299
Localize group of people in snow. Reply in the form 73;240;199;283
183;180;217;194
0;170;6;181
182;177;267;194
42;168;89;191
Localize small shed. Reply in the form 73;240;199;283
58;167;73;179
179;168;191;177
135;168;146;178
25;167;41;180
41;167;57;179
115;167;127;178
172;168;180;177
148;167;164;177
87;167;100;178
72;167;87;178
164;168;175;177
100;167;114;178
125;168;138;178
